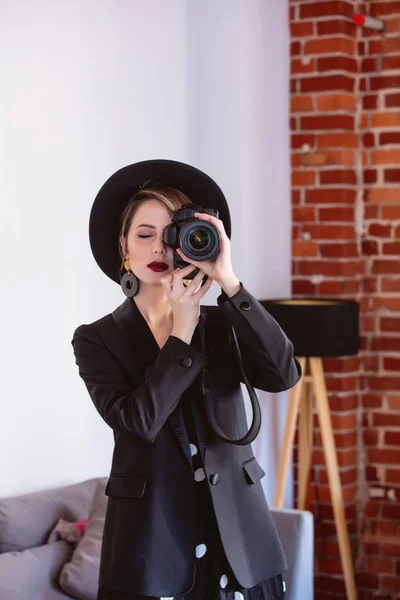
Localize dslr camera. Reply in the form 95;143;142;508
162;203;220;278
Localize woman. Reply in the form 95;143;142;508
72;159;301;600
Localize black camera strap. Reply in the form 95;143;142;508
199;310;262;446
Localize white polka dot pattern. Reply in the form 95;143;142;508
190;443;198;456
234;592;244;600
220;574;228;589
194;467;206;482
283;580;286;592
195;543;207;558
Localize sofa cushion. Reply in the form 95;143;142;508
0;540;73;600
0;478;99;553
59;478;107;600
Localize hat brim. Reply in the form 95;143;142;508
89;159;231;284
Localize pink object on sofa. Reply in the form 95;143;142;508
47;519;87;544
73;520;87;537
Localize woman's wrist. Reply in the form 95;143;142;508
219;275;241;298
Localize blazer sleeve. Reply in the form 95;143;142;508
72;324;208;442
217;283;302;393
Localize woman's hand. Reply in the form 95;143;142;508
176;212;240;296
160;264;213;343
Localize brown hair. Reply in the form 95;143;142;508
118;185;190;274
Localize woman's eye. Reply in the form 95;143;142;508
138;234;152;239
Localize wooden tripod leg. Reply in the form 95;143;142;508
309;357;357;600
298;374;313;510
274;357;306;509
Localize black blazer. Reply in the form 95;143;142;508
72;284;301;598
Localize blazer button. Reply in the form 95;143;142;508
180;357;192;368
240;301;251;311
209;473;220;485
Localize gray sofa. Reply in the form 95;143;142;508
0;478;314;600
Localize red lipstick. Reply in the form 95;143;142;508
148;262;169;272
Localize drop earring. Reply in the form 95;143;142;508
120;259;140;298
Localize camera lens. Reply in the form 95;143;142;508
180;221;220;261
188;228;212;252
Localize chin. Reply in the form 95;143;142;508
142;272;168;285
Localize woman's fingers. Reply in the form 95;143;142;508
163;265;214;301
186;268;205;286
173;264;197;280
184;269;207;295
194;212;227;237
162;265;197;296
196;276;214;298
160;274;172;287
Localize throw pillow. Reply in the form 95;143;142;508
58;478;107;600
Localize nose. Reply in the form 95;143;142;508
153;232;167;255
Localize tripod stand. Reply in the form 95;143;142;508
274;356;357;600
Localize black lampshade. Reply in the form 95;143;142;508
261;298;359;358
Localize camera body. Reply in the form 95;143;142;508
162;203;220;277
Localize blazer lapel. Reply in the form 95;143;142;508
111;297;194;469
112;297;160;370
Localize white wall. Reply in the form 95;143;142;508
186;0;293;505
1;0;292;504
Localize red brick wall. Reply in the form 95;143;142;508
290;1;400;598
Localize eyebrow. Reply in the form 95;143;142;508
136;224;156;229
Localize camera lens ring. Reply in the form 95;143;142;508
179;221;220;261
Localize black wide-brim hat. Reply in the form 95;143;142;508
89;159;231;284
